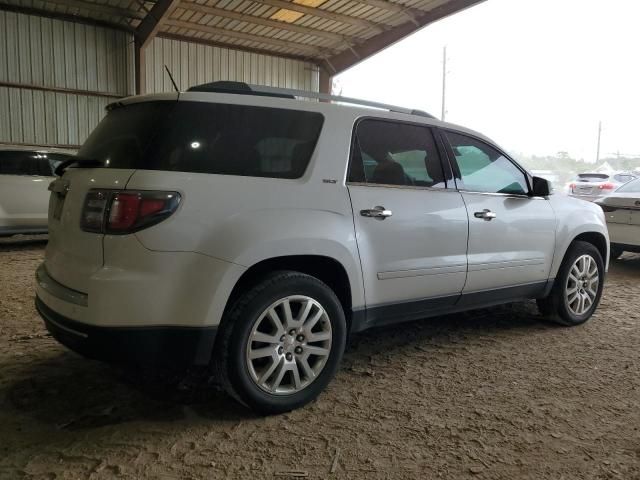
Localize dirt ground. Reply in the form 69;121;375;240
0;237;638;480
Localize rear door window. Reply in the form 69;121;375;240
348;119;446;188
79;101;324;179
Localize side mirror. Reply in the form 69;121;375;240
531;176;551;197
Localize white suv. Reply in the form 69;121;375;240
36;83;609;413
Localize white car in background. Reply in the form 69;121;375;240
0;147;75;237
596;178;640;258
569;172;637;202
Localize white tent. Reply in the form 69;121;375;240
594;162;615;174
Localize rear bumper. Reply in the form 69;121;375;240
36;296;217;367
568;194;601;202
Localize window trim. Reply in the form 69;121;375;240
438;127;534;198
346;116;454;190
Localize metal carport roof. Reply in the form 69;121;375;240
0;0;485;92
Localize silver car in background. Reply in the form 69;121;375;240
569;172;637;202
596;178;640;258
0;147;74;237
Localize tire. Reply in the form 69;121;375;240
610;245;624;260
537;240;604;326
214;271;347;414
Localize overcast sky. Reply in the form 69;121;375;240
336;0;640;162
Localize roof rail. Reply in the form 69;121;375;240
186;81;436;119
187;81;295;99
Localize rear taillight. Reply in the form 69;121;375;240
80;190;109;233
81;189;181;234
598;183;615;190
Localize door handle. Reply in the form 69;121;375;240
360;206;393;220
474;209;497;220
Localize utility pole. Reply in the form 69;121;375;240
596;120;602;163
441;46;447;122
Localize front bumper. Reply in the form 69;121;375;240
36;296;217;367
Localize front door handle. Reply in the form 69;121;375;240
361;206;393;220
474;209;497;221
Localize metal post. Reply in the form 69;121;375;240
135;41;145;95
319;68;333;95
596;121;602;163
134;40;144;95
441;46;447;121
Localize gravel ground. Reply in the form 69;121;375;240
0;237;638;480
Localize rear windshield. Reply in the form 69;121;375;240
78;101;324;179
0;150;71;176
576;173;609;181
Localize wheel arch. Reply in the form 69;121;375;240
222;255;354;331
572;231;608;266
552;230;608;278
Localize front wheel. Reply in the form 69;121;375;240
214;271;347;414
537;241;605;326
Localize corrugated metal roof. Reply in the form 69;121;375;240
3;0;484;69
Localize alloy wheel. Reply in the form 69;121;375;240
565;254;599;316
246;295;332;395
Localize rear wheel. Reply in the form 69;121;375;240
214;271;346;414
537;241;604;326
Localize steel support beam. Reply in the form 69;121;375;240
0;80;125;99
319;67;333;95
136;0;181;49
181;2;353;44
134;0;181;94
325;0;485;74
135;43;145;95
0;3;134;33
33;0;145;21
158;32;310;63
163;19;333;57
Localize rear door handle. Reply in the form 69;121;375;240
360;206;393;220
474;209;497;220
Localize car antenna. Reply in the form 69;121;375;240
164;65;180;96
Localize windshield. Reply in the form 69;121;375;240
78;101;324;179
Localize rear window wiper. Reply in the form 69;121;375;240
54;157;104;176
